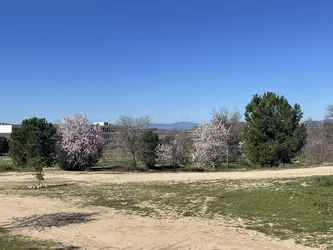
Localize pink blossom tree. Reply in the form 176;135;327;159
156;143;173;167
156;132;192;169
57;114;104;171
193;117;229;169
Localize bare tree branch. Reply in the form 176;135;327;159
115;116;151;168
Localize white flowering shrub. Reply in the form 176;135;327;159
156;143;173;166
57;114;104;171
193;117;229;168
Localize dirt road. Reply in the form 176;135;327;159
1;165;333;184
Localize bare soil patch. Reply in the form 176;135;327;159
1;167;330;249
0;194;313;250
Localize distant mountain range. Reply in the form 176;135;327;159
151;122;199;130
150;119;333;130
303;119;333;126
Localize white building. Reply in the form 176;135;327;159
0;125;12;139
92;122;109;126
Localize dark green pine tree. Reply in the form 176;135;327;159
139;130;159;168
9;117;57;168
241;92;307;167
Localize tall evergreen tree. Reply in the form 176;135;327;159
241;92;307;167
139;130;159;168
9;117;57;168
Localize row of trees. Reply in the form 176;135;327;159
113;109;243;169
6;91;332;172
114;116;193;169
136;92;308;168
9;115;104;173
302;105;333;162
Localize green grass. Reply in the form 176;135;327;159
2;150;331;173
0;226;60;250
97;148;331;172
13;175;333;248
0;156;61;173
0;156;14;171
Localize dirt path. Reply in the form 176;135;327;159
1;165;333;184
0;194;314;250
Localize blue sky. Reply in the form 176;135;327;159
1;0;333;124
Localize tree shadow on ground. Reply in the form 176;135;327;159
89;165;135;172
90;165;198;172
148;165;205;172
54;247;81;250
26;246;80;250
7;212;98;230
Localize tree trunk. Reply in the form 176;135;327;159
131;153;137;168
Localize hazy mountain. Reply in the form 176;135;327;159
151;119;332;130
303;119;333;126
151;122;199;130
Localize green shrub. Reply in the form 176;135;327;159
315;176;333;187
0;160;14;172
0;136;9;155
9;117;57;168
139;130;159;168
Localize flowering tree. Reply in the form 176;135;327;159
156;143;173;166
57;114;104;171
192;117;229;169
156;132;192;168
212;108;243;163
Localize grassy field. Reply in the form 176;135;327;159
2;153;333;248
3;174;332;248
0;226;73;250
0;156;38;172
2;150;330;173
95;148;332;172
0;156;13;171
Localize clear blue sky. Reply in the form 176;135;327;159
1;0;333;124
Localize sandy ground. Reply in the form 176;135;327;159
1;165;333;184
0;195;314;250
1;166;331;250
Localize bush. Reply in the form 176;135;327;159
0;136;9;155
57;114;104;171
139;130;159;168
9;117;57;168
193;117;229;168
28;157;45;186
315;176;333;187
0;159;14;172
